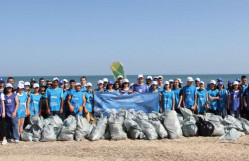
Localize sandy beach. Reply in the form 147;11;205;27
0;136;249;161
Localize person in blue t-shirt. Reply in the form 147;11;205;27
105;81;117;93
80;76;87;92
95;80;105;93
241;75;248;93
45;78;64;116
132;74;148;93
217;82;228;118
196;81;209;115
160;81;175;112
67;83;84;116
16;84;28;137
182;77;197;112
207;80;220;115
83;82;94;125
27;83;42;116
114;81;121;93
243;85;249;120
150;81;160;112
121;79;133;94
228;81;242;118
172;79;183;113
157;76;164;92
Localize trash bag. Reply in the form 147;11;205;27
238;118;249;135
134;118;158;140
220;128;245;141
58;115;77;141
123;119;144;139
108;114;127;140
222;115;243;131
49;115;63;128
177;113;184;127
148;112;168;139
101;125;111;140
205;113;225;136
21;131;33;141
163;110;182;139
30;115;43;129
31;124;42;142
182;116;198;137
180;107;193;119
75;115;93;141
41;125;57;141
89;116;108;141
196;117;214;136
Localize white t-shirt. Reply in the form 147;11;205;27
1;93;5;101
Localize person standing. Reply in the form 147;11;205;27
160;81;175;112
67;83;84;116
217;82;228;118
16;84;28;137
195;78;201;90
83;83;94;125
132;74;147;93
27;83;42;116
121;79;132;94
117;75;123;86
103;78;108;90
45;78;64;116
157;76;164;92
146;76;153;91
4;83;19;143
208;80;220;115
95;80;105;92
0;78;5;93
172;79;183;113
196;81;209;115
182;77;197;112
0;86;7;145
80;76;87;92
228;81;242;118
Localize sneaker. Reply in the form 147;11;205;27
14;140;19;143
7;139;11;143
2;140;7;145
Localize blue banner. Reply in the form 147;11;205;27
94;92;159;116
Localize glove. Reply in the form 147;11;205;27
83;106;88;114
128;90;133;94
26;110;30;116
69;105;74;112
78;106;83;112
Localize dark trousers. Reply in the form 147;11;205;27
0;117;6;140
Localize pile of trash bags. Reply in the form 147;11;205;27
21;108;249;142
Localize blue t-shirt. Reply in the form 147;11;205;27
172;88;182;109
80;86;87;92
218;89;227;112
241;84;248;93
17;93;28;118
183;85;197;108
133;84;148;93
244;89;249;111
161;90;175;111
84;92;94;112
196;89;207;113
230;90;241;111
45;87;63;111
208;89;219;110
29;93;42;115
70;91;84;115
157;85;164;93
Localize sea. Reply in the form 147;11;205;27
1;74;246;88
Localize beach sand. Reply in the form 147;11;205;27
0;136;249;161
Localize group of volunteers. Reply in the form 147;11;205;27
0;74;249;145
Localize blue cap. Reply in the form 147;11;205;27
228;80;233;84
236;78;241;82
0;78;5;83
217;78;223;82
108;81;114;85
59;80;64;85
217;82;223;86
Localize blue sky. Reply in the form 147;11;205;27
1;0;249;76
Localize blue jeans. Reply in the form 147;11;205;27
5;116;19;141
217;108;227;118
230;110;240;118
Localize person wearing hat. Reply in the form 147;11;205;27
153;76;158;82
149;81;160;112
172;79;183;113
105;81;116;93
30;78;37;93
16;84;28;137
39;83;48;118
95;80;105;93
217;82;228;118
121;79;132;94
80;76;87;92
196;81;209;115
132;74;147;93
103;78;108;90
83;82;94;125
46;81;52;88
0;78;5;93
228;81;242;118
146;76;153;91
45;77;64;116
227;80;233;94
27;83;42;117
182;77;197;112
0;83;7;145
117;75;124;86
7;77;17;92
169;79;174;89
67;83;84;116
241;75;248;93
58;80;64;89
4;83;19;143
160;81;175;112
195;78;201;90
63;79;69;92
114;81;121;92
207;80;220;115
157;76;164;92
24;82;31;96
